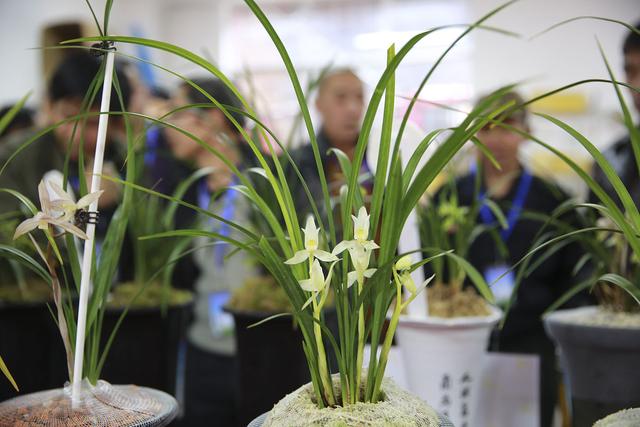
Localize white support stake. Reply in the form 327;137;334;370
72;47;116;403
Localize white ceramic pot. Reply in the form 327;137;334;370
396;307;501;427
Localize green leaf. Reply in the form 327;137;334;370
0;355;18;392
248;312;292;328
0;92;31;137
599;273;640;306
0;188;38;215
0;245;51;283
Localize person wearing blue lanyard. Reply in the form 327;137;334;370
162;77;259;426
432;91;590;427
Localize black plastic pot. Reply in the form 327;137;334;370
99;299;193;398
226;308;338;427
544;307;640;427
0;300;67;401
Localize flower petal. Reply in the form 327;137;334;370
314;250;338;263
347;271;357;288
51;219;89;240
332;240;353;255
301;293;316;310
38;180;53;214
400;272;417;294
363;240;380;250
77;190;104;209
48;180;74;203
299;279;315;292
13;217;40;239
415;274;435;296
394;255;413;271
285;250;309;265
363;268;376;279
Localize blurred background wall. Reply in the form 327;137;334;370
0;0;638;196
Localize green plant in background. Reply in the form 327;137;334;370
418;170;507;317
0;1;140;385
67;0;534;408
472;19;640;319
0;94;32;393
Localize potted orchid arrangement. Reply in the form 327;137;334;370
456;18;640;426
65;1;537;425
0;2;178;425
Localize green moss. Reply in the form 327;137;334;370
0;279;51;303
227;275;293;313
107;282;193;308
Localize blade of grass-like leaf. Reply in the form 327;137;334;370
0;92;31;136
471;135;502;170
162;166;214;229
544;277;596;314
370;45;397;235
0;245;51;283
596;40;640;215
401;85;518;225
391;0;519;173
101;169;258;241
243;0;335;246
0;355;18;391
83;0;103;37
103;0;114;36
402;129;448;193
0;188;38;215
498;120;640;256
64;35;304;255
482;198;509;230
599;273;640;306
531;16;639;41
248;312;292;328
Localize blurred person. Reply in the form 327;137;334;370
431;91;589;427
161;77;257;426
591;20;640;206
0;105;35;140
287;68;370;222
0;52;132;227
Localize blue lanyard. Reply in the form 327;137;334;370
197;176;239;266
478;170;533;242
144;127;161;166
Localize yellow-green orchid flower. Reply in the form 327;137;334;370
394;255;434;297
437;196;468;232
285;216;338;265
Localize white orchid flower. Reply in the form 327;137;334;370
394;255;433;297
285;216;338;265
13;180;89;240
48;181;103;222
332;207;379;256
333;207;379;287
300;260;337;310
353;206;372;243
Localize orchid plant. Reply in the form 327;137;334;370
55;0;539;409
0;18;138;386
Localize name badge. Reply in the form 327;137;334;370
208;291;234;338
484;264;515;306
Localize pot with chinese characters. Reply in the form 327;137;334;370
396;307;501;427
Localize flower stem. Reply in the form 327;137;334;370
312;297;335;406
355;275;365;403
371;271;403;402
